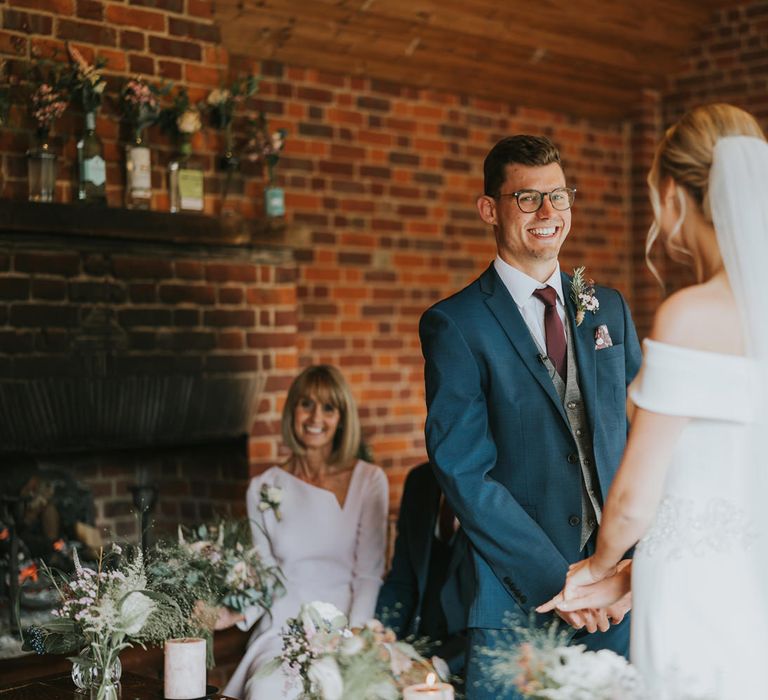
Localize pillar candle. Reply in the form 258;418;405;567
402;673;454;700
164;637;207;699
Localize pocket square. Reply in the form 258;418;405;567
594;324;613;349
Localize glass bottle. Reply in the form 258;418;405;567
125;131;151;209
27;129;57;202
77;111;107;204
168;137;204;213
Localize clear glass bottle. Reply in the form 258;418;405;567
77;111;107;204
27;129;57;202
168;138;204;213
125;132;151;209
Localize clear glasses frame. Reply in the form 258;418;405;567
498;187;577;213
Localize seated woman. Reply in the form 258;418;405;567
222;364;388;700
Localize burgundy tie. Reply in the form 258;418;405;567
532;286;567;379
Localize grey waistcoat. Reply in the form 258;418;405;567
543;321;602;549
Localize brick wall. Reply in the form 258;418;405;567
3;1;765;512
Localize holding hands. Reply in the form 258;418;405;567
537;559;633;632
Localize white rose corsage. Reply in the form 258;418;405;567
570;266;599;326
258;483;283;521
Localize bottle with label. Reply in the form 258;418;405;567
77;111;107;204
125;133;152;209
168;138;204;213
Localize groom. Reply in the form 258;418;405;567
419;135;642;698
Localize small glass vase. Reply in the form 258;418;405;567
71;649;122;690
27;130;57;203
125;132;152;210
168;137;204;213
90;680;121;700
264;185;284;217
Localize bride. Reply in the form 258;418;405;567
539;103;768;699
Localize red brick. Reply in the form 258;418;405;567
159;283;216;305
246;331;295;348
113;256;173;279
0;276;29;300
57;19;116;45
120;29;144;51
149;35;201;61
15;252;80;276
204;309;255;327
206;263;257;283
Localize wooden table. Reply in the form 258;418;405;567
0;671;231;700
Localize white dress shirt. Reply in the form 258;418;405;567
493;255;567;355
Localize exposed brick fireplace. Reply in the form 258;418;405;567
0;201;299;543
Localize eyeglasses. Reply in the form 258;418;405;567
498;187;577;213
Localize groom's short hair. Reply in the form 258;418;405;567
483;135;562;198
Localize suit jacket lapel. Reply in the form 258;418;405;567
481;265;568;425
561;271;597;439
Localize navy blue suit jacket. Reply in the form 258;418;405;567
419;264;642;633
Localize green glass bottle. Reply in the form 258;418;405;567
77;111;107;204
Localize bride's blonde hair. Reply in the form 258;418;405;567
646;103;765;285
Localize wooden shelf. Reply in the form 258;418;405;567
0;200;287;249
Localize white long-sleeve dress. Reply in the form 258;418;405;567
223;459;388;700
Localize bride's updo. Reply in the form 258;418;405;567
646;103;765;281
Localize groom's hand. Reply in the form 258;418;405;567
554;608;609;633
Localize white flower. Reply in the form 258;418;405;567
266;486;282;504
300;601;346;639
430;655;450;682
177;109;201;134
386;642;414;676
307;656;343;700
339;633;364;656
225;560;248;587
207;88;231;106
120;591;155;635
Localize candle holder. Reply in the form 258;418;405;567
129;483;157;557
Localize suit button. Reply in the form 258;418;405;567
567;453;579;464
567;401;577;410
583;457;591;466
519;594;528;604
588;517;597;528
575;429;583;437
568;515;581;527
503;576;512;586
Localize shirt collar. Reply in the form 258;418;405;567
493;256;564;308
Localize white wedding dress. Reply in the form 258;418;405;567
222;460;388;700
629;339;768;699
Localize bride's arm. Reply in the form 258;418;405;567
587;406;688;577
566;297;694;592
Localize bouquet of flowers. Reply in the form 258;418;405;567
273;601;446;700
206;75;259;134
121;76;164;141
27;59;69;137
480;616;646;700
25;545;181;700
147;520;284;664
244;111;287;186
160;85;202;149
67;45;106;114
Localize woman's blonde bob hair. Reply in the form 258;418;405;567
281;364;361;466
646;103;765;283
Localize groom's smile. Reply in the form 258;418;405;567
480;161;572;282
